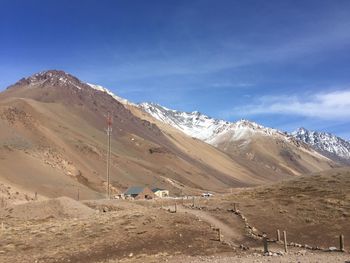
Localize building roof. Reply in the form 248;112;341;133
152;188;167;192
124;186;146;195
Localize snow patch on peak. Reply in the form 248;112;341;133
139;102;176;113
86;83;135;106
138;102;282;145
292;128;350;159
292;127;308;135
138;102;231;141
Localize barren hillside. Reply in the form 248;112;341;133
0;70;265;200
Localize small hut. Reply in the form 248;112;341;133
124;186;155;199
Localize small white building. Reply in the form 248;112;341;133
152;188;169;198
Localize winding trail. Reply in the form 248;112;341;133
175;205;245;245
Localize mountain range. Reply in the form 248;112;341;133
292;127;350;163
0;70;347;201
139;102;350;162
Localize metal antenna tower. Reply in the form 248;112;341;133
106;112;113;199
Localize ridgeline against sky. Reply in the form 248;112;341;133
1;0;350;139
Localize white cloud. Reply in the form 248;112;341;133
225;90;350;120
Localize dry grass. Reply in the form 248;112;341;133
0;199;232;263
200;167;350;248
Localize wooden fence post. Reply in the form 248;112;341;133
263;236;268;253
217;228;222;241
340;234;345;252
233;203;236;212
276;229;281;242
192;196;195;207
174;202;177;213
283;230;288;253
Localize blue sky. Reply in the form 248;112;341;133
1;0;350;139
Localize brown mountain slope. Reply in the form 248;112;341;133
127;105;292;184
0;70;266;200
129;104;336;182
203;122;337;179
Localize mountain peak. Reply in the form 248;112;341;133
291;127;308;136
298;127;307;132
4;70;137;109
28;70;76;82
235;119;259;127
32;69;69;77
7;69;85;91
292;127;350;160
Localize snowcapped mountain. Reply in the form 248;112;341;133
137;102;337;177
138;102;289;146
292;128;350;160
138;102;230;142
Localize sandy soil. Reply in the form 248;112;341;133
0;197;96;221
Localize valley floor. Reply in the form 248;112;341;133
0;168;349;262
0;196;349;262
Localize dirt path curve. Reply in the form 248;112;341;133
175;205;245;245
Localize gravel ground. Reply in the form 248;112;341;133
166;250;350;263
